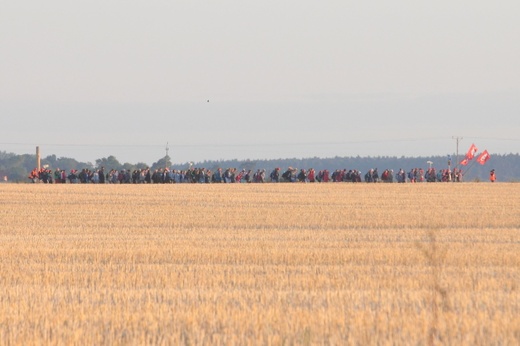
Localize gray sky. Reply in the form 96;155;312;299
1;1;519;165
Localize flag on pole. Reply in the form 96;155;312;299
476;150;491;165
466;143;478;160
460;158;469;166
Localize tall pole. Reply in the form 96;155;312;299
36;146;41;171
165;142;170;158
452;136;463;167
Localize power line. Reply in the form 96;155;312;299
0;142;165;148
2;137;518;150
463;136;520;141
0;137;451;149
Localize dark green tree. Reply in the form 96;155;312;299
95;156;123;170
151;156;172;171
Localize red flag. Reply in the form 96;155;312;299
460;158;469;166
466;143;478;160
476;150;491;165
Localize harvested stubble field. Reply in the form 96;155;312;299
0;183;519;345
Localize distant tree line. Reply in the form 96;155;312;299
1;150;518;183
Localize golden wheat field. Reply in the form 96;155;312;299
0;183;519;345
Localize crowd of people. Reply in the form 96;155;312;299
28;166;466;184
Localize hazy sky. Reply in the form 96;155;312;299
1;1;519;165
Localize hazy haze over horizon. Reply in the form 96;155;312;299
1;1;519;165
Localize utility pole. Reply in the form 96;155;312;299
452;136;463;167
165;142;170;158
36;146;41;171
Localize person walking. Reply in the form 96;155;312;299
489;169;496;182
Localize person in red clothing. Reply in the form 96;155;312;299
28;168;39;183
307;168;315;183
489;169;496;182
322;169;330;182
